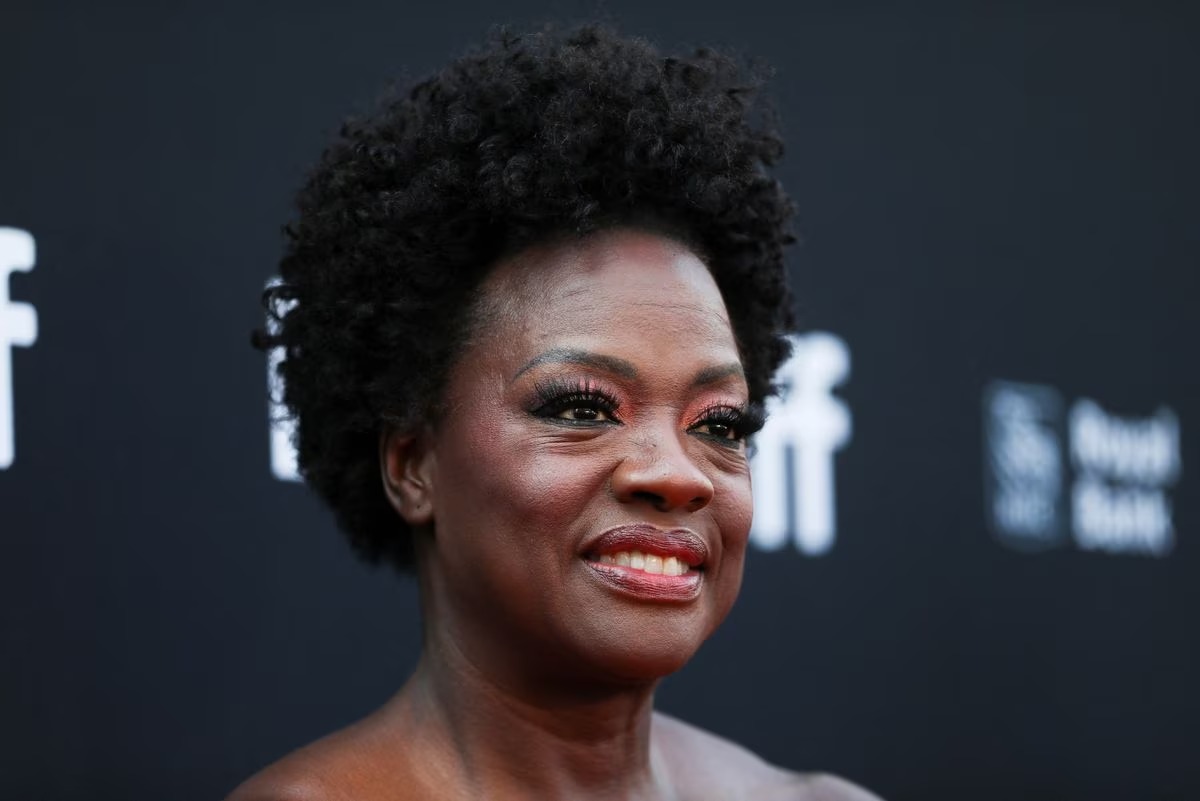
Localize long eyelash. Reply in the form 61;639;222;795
694;402;766;440
530;378;621;417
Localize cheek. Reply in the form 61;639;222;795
714;464;755;548
711;468;754;600
440;416;611;547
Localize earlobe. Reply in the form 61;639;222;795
380;427;437;526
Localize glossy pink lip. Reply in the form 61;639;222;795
583;523;708;568
580;524;708;603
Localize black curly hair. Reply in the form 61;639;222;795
255;24;798;571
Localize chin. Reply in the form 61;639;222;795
583;631;707;685
619;655;696;683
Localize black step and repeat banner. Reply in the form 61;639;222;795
2;3;1197;799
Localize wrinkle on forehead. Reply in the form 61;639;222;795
485;230;722;309
463;229;736;370
623;298;732;327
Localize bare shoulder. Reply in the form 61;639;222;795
224;758;336;801
775;773;886;801
224;712;415;801
653;712;883;801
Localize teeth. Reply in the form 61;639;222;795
594;551;691;576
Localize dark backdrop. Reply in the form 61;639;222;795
2;2;1197;800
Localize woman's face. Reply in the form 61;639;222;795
414;228;755;685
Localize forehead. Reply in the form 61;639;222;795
476;228;735;352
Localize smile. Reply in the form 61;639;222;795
579;523;710;602
582;555;703;602
589;551;692;576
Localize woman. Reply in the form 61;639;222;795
231;24;879;801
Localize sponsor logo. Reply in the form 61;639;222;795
1070;399;1180;556
0;227;38;471
750;332;853;556
983;382;1069;552
984;380;1181;557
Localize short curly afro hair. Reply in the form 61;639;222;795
257;24;798;571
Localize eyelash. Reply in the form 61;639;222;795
530;379;622;425
530;380;765;446
690;403;765;446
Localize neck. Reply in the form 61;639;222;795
393;629;669;801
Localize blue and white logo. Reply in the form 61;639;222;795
983;381;1068;552
984;380;1181;557
1070;399;1180;556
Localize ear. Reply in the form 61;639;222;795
380;426;437;526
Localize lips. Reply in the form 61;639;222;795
581;523;708;602
584;523;708;566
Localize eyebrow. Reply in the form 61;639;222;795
513;348;638;380
512;347;745;388
690;362;746;388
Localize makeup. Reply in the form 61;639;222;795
581;523;707;602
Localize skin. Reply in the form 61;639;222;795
228;229;882;801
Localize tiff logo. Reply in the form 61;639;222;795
1;228;38;470
265;277;300;482
750;332;853;556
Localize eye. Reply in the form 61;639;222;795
693;419;738;439
689;403;764;446
544;395;618;423
530;379;622;426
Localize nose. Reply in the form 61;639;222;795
611;428;715;514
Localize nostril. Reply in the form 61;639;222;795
631;490;665;509
611;449;715;513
